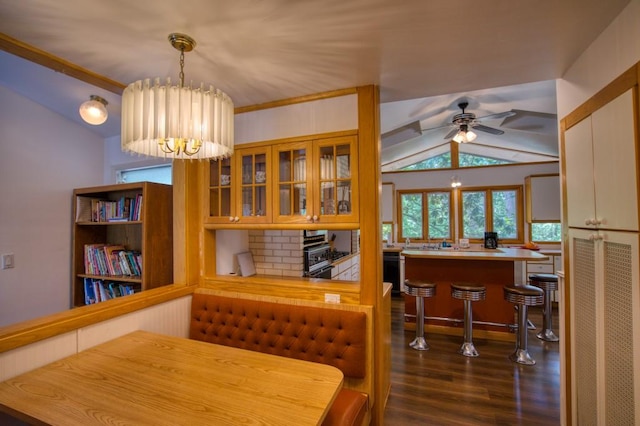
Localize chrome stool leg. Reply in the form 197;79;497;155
537;286;559;342
410;295;429;350
460;299;478;357
510;304;535;365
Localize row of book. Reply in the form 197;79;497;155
84;244;142;277
84;278;140;305
76;194;143;222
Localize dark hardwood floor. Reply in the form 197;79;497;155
383;297;560;425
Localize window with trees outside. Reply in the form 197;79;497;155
530;222;561;242
459;186;523;243
398;190;453;243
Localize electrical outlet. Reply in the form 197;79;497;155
324;293;340;304
2;253;15;269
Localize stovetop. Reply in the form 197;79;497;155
330;251;350;262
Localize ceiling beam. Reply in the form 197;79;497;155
0;32;125;95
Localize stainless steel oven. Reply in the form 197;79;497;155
303;243;334;278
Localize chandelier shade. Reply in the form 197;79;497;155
121;78;234;160
120;33;234;160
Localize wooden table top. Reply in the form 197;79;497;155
0;330;344;425
402;247;549;261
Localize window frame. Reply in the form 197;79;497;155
397;189;454;243
457;185;524;245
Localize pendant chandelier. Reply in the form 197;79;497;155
121;33;234;160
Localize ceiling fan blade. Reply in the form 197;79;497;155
477;110;517;121
472;124;505;135
443;127;458;139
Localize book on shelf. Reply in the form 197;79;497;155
84;244;142;277
76;194;142;223
83;278;141;305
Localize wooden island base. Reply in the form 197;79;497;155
402;248;549;342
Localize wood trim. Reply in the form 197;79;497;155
234;129;358;150
356;84;387;424
0;32;126;95
234;87;358;114
0;285;195;353
561;63;638;130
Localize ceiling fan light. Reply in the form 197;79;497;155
79;95;108;125
466;130;477;142
453;131;465;143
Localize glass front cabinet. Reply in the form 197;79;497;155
273;135;358;225
208;146;272;224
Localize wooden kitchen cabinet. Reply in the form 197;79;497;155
273;135;358;226
564;89;638;231
207;146;272;225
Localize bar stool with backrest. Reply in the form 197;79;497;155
450;282;486;357
503;284;544;365
404;279;437;351
528;273;559;342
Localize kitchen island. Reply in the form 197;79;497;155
402;247;548;341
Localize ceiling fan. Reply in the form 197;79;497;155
437;102;517;143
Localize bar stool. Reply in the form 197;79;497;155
503;284;544;365
451;283;486;357
404;279;437;351
529;273;559;342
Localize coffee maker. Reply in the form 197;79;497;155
484;232;498;249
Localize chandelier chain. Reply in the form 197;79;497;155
179;48;185;87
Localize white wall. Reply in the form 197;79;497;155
557;0;640;118
0;86;105;326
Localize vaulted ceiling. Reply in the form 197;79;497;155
0;0;631;164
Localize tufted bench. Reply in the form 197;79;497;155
189;292;370;426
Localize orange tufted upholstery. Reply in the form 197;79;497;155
190;293;367;378
189;293;369;425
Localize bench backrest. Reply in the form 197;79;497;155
190;293;367;379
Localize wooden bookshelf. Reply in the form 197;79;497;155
71;182;173;307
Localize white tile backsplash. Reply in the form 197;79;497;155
248;230;303;276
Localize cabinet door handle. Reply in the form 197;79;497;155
229;216;235;222
306;215;313;222
312;215;319;222
234;216;240;222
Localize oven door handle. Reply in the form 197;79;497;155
309;265;334;278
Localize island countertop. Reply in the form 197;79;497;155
402;247;548;261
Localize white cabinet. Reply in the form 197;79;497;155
331;254;360;281
568;228;640;424
564;89;638;231
525;174;560;222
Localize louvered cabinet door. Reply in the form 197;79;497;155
569;228;640;425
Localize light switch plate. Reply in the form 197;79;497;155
324;293;340;304
2;253;15;269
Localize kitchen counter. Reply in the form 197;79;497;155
402;247;549;261
403;247;547;341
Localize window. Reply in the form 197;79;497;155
117;164;172;184
459;186;523;243
459;153;511;167
398;190;453;242
401;152;451;170
382;222;394;243
530;222;561;242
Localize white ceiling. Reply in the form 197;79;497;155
0;0;631;162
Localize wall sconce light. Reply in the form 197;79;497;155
79;95;108;125
451;176;462;188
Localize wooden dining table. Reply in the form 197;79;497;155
0;330;344;425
